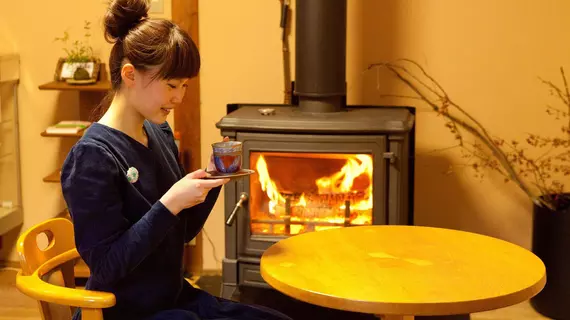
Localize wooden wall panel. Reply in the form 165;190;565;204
172;0;204;275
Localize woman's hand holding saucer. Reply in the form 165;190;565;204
160;169;229;215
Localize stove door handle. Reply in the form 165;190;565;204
226;192;248;226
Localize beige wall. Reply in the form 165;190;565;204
198;0;570;269
2;0;569;272
0;0;172;260
199;0;286;270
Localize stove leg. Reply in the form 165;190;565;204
221;283;238;300
376;315;414;320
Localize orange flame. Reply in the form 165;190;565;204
255;154;373;229
256;155;285;214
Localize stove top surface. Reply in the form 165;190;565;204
216;105;415;134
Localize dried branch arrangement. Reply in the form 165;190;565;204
368;59;570;211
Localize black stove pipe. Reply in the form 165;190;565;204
294;0;347;113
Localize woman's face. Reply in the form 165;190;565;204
124;65;189;124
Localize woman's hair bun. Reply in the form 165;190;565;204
104;0;149;42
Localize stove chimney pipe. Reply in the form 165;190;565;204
294;0;347;113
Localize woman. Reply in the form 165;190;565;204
61;1;292;319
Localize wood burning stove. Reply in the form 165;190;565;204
214;0;416;299
216;104;415;298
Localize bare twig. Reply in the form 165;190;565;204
377;94;425;101
540;68;570;137
417;144;463;155
367;59;570;210
563;67;570;137
546;104;566;114
540;77;570;106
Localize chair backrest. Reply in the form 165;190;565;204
17;218;79;320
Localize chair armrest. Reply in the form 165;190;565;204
16;271;116;309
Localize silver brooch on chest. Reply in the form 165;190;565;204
126;167;139;183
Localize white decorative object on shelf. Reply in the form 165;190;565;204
0;53;23;235
45;120;92;134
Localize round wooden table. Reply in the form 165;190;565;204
260;225;546;320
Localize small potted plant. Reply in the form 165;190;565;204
369;59;570;319
54;20;100;84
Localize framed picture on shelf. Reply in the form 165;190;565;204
53;57;100;82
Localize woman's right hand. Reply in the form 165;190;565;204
160;169;228;215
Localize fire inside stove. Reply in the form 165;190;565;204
249;152;373;236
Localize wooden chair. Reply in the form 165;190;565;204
15;218;115;320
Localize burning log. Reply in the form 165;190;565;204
273;205;342;219
269;192;370;220
251;219;351;227
284;191;367;207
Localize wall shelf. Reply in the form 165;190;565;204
74;259;90;278
41;130;84;138
40;65;109;187
58;208;70;218
43;169;61;183
0;152;13;159
38;80;111;92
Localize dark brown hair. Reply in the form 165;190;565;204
92;0;200;121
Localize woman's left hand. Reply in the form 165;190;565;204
207;136;230;172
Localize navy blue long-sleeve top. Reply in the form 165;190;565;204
61;121;221;319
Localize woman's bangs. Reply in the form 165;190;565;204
158;35;200;80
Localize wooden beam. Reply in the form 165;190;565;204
172;0;201;172
172;0;204;276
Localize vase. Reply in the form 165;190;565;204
530;198;570;319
